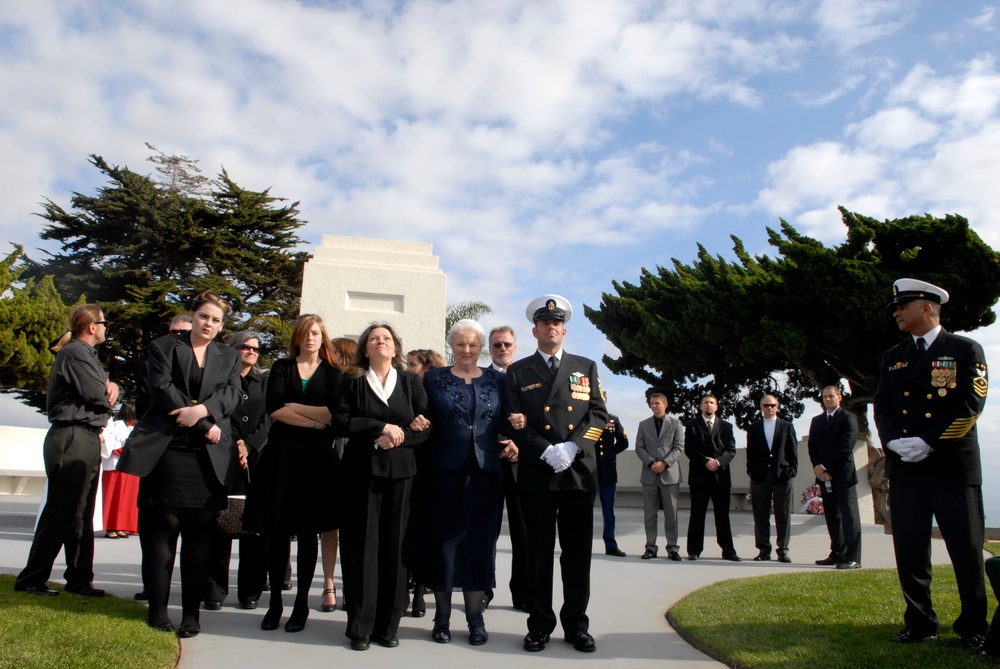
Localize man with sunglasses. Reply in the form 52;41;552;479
745;394;798;563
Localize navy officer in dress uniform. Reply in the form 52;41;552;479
504;294;608;653
595;390;629;557
874;278;988;651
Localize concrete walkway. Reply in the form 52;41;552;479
0;496;941;668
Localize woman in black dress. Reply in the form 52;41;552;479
256;314;342;633
335;322;428;651
118;290;242;637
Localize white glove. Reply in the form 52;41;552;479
899;437;932;463
885;439;905;454
542;442;576;472
553;442;579;472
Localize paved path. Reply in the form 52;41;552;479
0;497;937;668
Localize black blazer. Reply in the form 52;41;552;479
874;329;987;485
807;408;859;485
684;416;736;488
595;413;628;486
118;332;242;486
745;419;798;484
333;369;429;480
504;350;608;493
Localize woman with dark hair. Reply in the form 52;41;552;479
204;330;271;610
118;290;242;637
335;322;428;651
101;401;139;538
254;315;342;633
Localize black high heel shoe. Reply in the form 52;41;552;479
261;606;282;631
321;587;337;613
284;604;308;633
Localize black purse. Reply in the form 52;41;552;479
216;496;253;538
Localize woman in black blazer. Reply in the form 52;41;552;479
335;322;428;651
118;291;241;637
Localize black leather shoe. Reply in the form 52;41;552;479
523;630;550;652
962;634;986;651
815;555;839;566
565;630;597;653
260;607;282;631
892;628;938;643
134;589;148;601
753;553;771;561
239;598;258;610
376;635;399;648
284;607;308;633
432;623;452;643
14;583;59;596
350;636;371;651
411;601;426;617
836;561;861;570
687;554;700;561
64;584;105;597
149;621;174;632
641;549;656;560
605;548;627;557
204;600;222;611
177;623;200;638
668;551;682;561
469;626;489;645
723;552;742;562
777;554;792;563
282;580;293;591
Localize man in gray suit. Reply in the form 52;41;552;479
635;393;684;561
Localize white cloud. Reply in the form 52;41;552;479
813;0;912;50
847;106;939;152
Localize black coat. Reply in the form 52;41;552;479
595;413;628;486
684;416;736;488
807;408;859;485
745;419;798;484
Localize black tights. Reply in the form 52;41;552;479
433;589;486;629
139;506;217;628
267;534;318;620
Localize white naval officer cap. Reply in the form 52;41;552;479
526;294;573;324
887;278;950;310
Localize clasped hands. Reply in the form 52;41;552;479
885;436;933;463
541;441;579;473
375;423;406;450
169;404;220;444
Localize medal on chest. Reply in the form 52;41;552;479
931;358;957;396
569;372;591;401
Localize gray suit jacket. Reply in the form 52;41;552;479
635;414;684;485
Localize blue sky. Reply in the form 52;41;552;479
2;1;999;521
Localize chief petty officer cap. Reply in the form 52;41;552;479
526;294;573;324
887;278;950;311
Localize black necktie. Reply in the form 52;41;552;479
916;337;926;353
548;355;558;375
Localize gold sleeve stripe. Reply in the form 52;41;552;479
974;377;988;398
940;415;980;439
583;427;604;442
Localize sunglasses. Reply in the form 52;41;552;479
94;320;109;326
170;329;189;335
761;403;778;408
491;342;515;349
240;344;260;353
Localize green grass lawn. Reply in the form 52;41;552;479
0;574;178;669
670;561;998;669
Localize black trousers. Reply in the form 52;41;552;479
686;476;735;557
494;460;529;603
889;479;987;640
519;487;593;636
341;475;413;641
16;424;101;590
750;475;792;555
819;479;862;562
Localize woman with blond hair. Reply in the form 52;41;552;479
253;314;343;634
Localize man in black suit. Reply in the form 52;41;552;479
874;278;988;650
808;385;862;569
745;394;798;563
505;294;608;654
596;391;629;557
684;394;740;561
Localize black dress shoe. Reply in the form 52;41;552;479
836;561;861;570
815;555;839;566
260;607;282;631
149;621;174;633
723;553;742;562
350;636;371;651
753;553;771;561
962;634;986;651
469;626;489;645
565;630;597;653
284;607;308;633
411;601;426;617
523;630;550;652
239;598;258;610
64;584;105;597
432;622;452;643
134;589;148;601
892;628;937;643
282;580;293;591
177;623;200;639
668;551;682;561
14;583;60;596
605;548;627;557
641;549;656;560
687;554;700;561
376;635;399;648
204;600;222;611
777;554;792;563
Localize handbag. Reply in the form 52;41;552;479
216;495;253;538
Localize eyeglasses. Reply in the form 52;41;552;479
761;403;778;408
94;320;108;326
240;345;260;353
170;329;189;335
491;342;515;349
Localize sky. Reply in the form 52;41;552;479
1;1;999;522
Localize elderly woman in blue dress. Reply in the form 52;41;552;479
414;319;517;646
